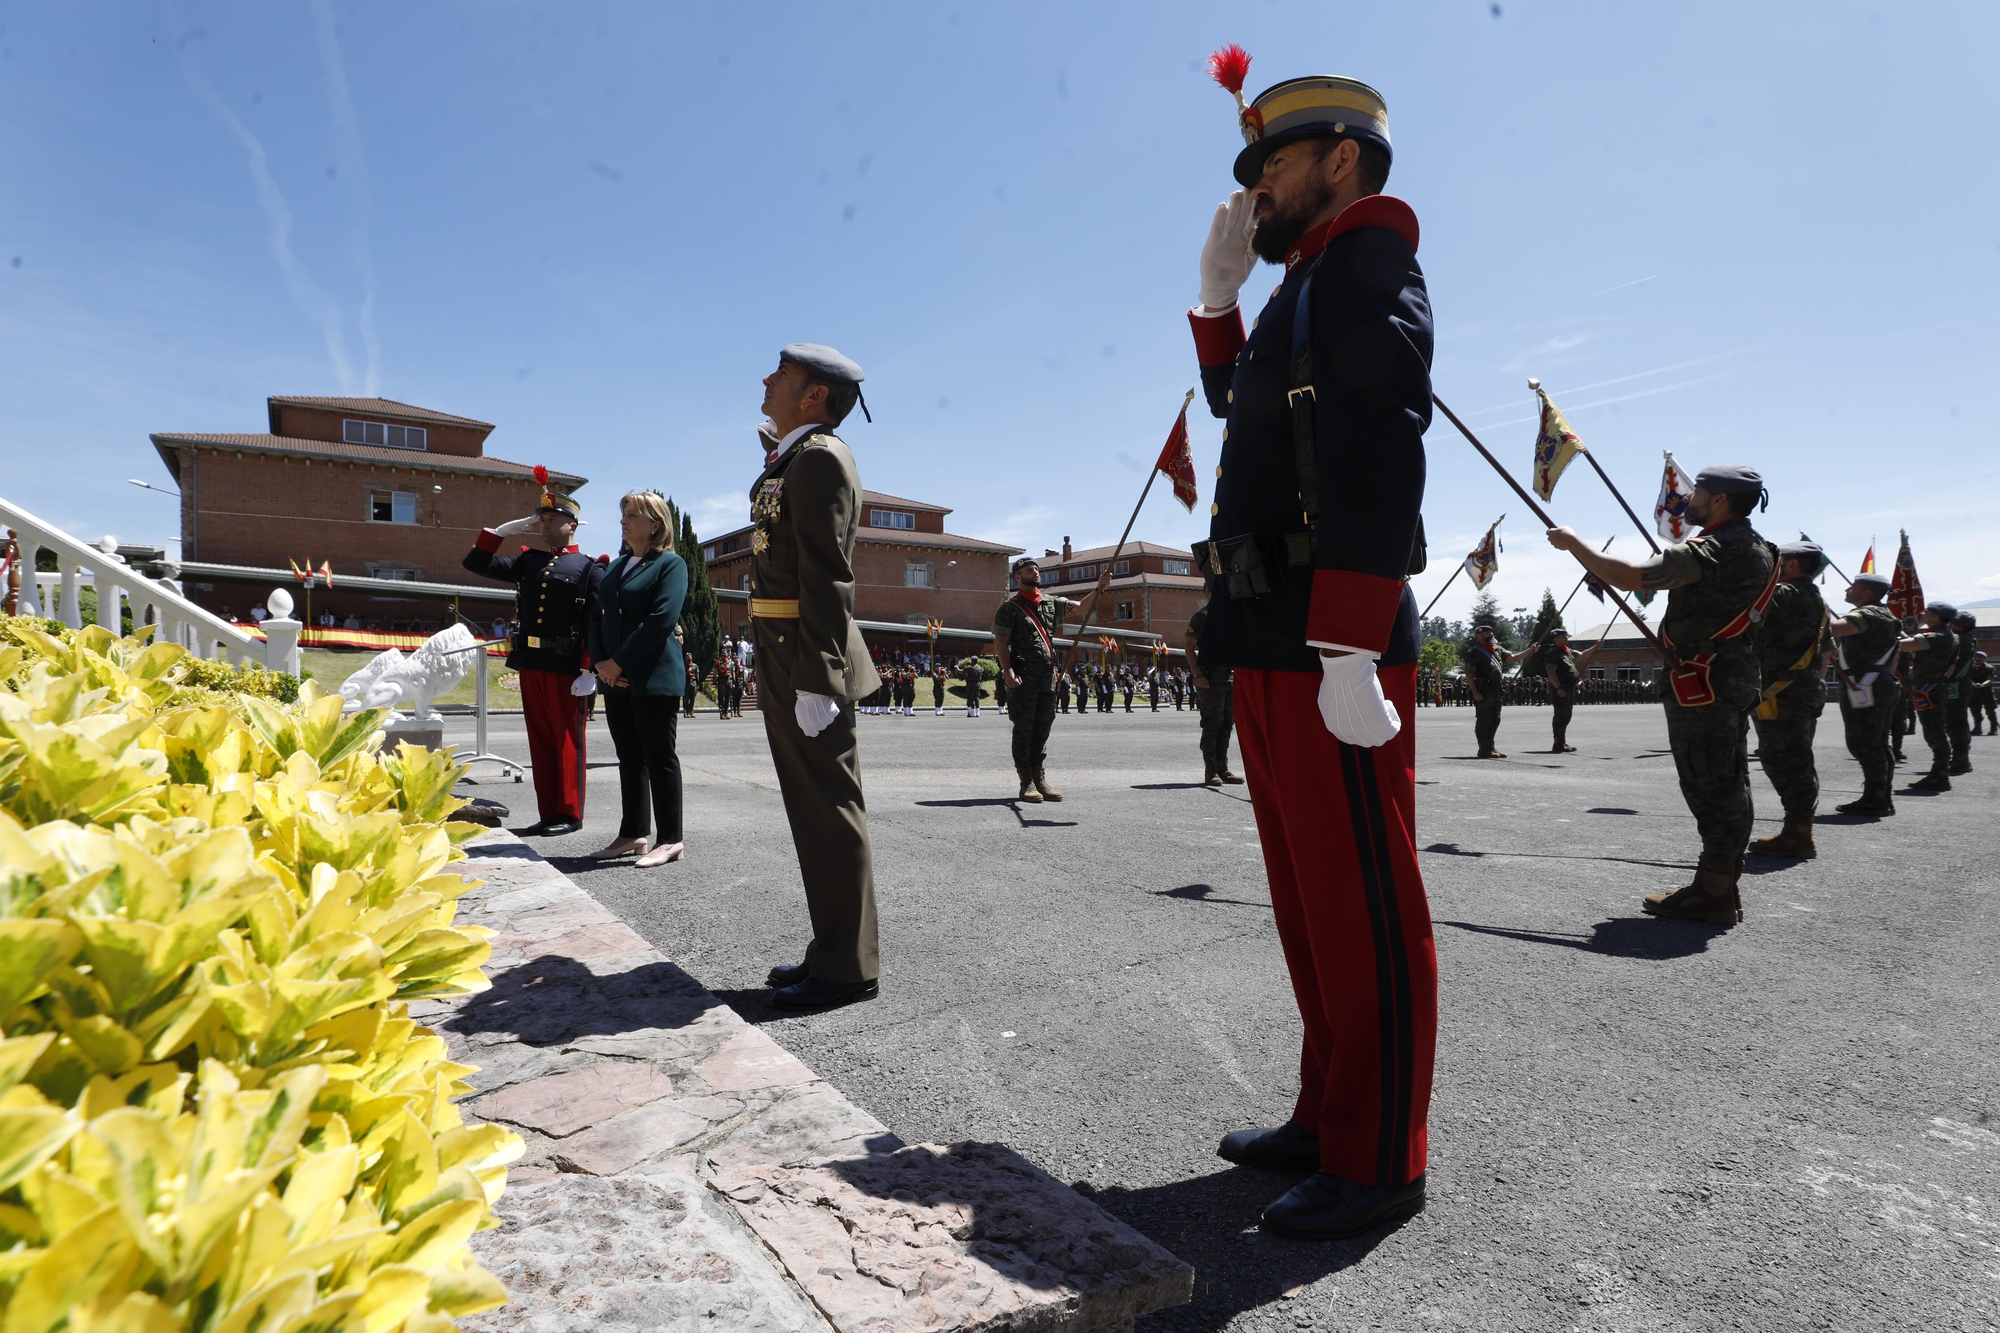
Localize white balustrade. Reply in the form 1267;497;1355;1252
2;495;290;672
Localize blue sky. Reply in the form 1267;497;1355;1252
4;1;1996;621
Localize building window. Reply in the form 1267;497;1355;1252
701;545;716;562
1163;559;1191;576
905;561;932;588
1112;560;1130;576
370;491;418;524
739;574;751;591
1115;601;1135;621
1071;564;1097;583
365;562;420;581
871;509;916;530
345;419;427;450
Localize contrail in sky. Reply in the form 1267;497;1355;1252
173;18;361;393
312;0;379;396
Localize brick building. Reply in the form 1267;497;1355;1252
151;395;584;626
703;490;1021;652
1024;538;1206;646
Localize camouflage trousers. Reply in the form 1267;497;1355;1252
1837;683;1900;793
1751;713;1819;817
1945;694;1971;770
1551;696;1574;748
1916;698;1951;776
1663;695;1755;862
1473;700;1502;751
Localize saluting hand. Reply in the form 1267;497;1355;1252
1198;190;1259;312
495;515;540;538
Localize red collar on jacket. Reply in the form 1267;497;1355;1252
1698;515;1747;538
1285;194;1421;272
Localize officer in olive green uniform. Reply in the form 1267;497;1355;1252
1548;465;1776;924
1463;626;1509;758
1747;542;1831;858
1970;652;1996;735
1900;602;1960;791
1946;611;1977;773
1826;571;1902;815
750;343;883;1011
993;556;1110;802
1185;600;1244;785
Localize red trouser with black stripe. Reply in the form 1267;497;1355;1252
1234;663;1437;1187
518;668;587;822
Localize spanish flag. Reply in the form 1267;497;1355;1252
1528;379;1588;502
1859;545;1876;575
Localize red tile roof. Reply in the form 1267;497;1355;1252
265;396;496;430
150;433;585;486
704;524;1020;559
1052;540;1197;564
861;489;951;515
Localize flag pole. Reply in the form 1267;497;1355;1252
1798;531;1851;585
1061;389;1192;669
1432;393;1670;660
1579;452;1661;554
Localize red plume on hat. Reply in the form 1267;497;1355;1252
533;465;549;487
1207;44;1263;141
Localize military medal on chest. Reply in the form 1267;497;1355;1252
751;478;785;553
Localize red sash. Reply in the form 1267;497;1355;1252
1664;547;1782;708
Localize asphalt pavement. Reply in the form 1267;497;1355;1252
441;696;1999;1333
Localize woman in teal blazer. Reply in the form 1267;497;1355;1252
588;491;689;867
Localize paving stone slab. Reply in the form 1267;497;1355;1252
547;1099;713;1176
705;1082;905;1174
713;1141;1194;1333
695;1024;822;1093
466;1172;828;1333
473;1061;677;1138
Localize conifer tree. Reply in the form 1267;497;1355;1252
672;502;722;696
1520;587;1562;676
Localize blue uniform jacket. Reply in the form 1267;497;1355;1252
1189;195;1432;672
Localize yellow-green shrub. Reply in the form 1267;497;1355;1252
0;619;519;1332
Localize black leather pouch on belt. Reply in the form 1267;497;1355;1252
1193;534;1314;600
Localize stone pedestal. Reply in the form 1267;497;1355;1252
382;716;446;752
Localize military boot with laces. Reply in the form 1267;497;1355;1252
1017;771;1043;804
1642;855;1743;925
1034;770;1064;802
1748;812;1817;859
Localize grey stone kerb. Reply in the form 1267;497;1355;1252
434;831;1193;1333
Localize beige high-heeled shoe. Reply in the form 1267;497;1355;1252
633;842;685;868
589;836;648;861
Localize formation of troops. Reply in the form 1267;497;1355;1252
451;52;1987;1251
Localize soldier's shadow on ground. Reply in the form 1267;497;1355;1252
1438;917;1724;960
445;952;727;1045
913;797;1077;829
1422;842;1692;872
1082;1166;1403;1331
1152;884;1270;910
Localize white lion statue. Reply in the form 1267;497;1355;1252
339;624;477;720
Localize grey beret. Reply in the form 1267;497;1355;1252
1694;464;1764;495
1927;602;1958;622
1011;555;1040;572
1778;541;1825;577
780;343;864;384
1851;572;1891;593
1953;611;1976;626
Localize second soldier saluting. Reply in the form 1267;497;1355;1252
993;556;1111;803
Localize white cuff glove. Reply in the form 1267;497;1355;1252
570;673;597;697
1317;653;1403;747
1198;189;1259;312
494;516;540;537
794;691;841;738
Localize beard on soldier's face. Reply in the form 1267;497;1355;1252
1251;171;1337;264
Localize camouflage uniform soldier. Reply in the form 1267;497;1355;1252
1548;465;1777;924
1185;600;1243;786
1463;626;1509;758
1900;603;1960;791
993;556;1111;802
1826;572;1902;816
1748;542;1832;858
1540;628;1599;754
1945;611;1977;773
1971;652;1996;735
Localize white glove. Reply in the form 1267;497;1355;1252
570;673;597;697
794;691;841;738
1317;653;1402;747
494;515;540;537
1198;190;1259;311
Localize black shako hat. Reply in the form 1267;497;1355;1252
780;342;870;423
1694;464;1767;512
1777;541;1824;578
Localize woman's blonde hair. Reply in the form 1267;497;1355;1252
621;490;675;556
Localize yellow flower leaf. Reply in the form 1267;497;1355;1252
0;1203;142;1333
0;1105;80;1193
